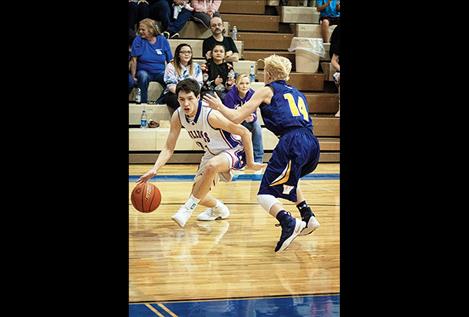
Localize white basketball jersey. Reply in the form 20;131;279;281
177;101;242;155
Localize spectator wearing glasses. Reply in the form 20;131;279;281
157;43;203;110
202;16;239;62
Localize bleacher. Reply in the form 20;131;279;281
129;0;340;163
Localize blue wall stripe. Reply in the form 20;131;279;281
129;173;339;182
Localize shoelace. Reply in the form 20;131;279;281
209;208;217;217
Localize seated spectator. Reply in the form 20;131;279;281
130;18;173;104
329;24;340;117
157;43;203;110
316;0;340;43
224;74;264;164
161;0;195;39
202;16;239;62
201;44;236;101
191;0;221;29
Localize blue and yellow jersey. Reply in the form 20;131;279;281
260;80;313;137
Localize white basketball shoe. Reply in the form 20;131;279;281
299;215;320;236
171;206;193;227
197;202;230;221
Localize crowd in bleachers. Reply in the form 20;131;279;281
128;0;340;104
128;0;340;157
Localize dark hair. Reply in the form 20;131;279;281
211;44;226;53
176;78;201;97
172;43;194;76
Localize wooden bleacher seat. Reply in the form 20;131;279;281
129;82;164;103
220;0;266;14
280;6;320;24
129;127;339;151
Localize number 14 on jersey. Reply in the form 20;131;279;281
283;93;309;121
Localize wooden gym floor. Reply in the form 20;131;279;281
129;163;339;313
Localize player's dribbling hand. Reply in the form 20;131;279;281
246;162;267;171
137;168;157;184
203;93;223;110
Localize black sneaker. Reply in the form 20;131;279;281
162;31;170;39
170;32;180;39
275;218;306;252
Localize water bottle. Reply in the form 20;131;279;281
249;65;256;83
135;88;141;104
140;110;148;129
231;26;237;41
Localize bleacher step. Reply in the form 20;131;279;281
238;32;294;50
223;14;280;32
243;51;296;70
219;0;266;14
280;6;320;23
256;71;325;91
129;127;339;151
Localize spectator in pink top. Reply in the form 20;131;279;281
191;0;222;29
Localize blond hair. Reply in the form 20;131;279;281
139;18;160;36
235;73;250;86
263;55;291;82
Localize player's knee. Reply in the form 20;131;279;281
205;162;219;176
257;194;279;213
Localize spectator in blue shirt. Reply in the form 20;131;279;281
130;18;173;103
316;0;340;43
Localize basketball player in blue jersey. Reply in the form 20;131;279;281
203;55;321;252
137;78;265;228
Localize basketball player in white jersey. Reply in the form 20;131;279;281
137;78;265;227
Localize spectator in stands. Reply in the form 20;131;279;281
133;0;191;38
329;24;340;117
157;43;203;110
316;0;340;43
191;0;222;29
224;74;264;164
161;0;195;39
129;0;161;32
130;18;173;104
203;16;239;62
201;44;236;101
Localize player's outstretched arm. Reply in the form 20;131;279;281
203;87;272;124
137;111;182;184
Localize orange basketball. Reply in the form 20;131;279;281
131;182;161;213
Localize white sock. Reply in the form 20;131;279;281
184;194;200;211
